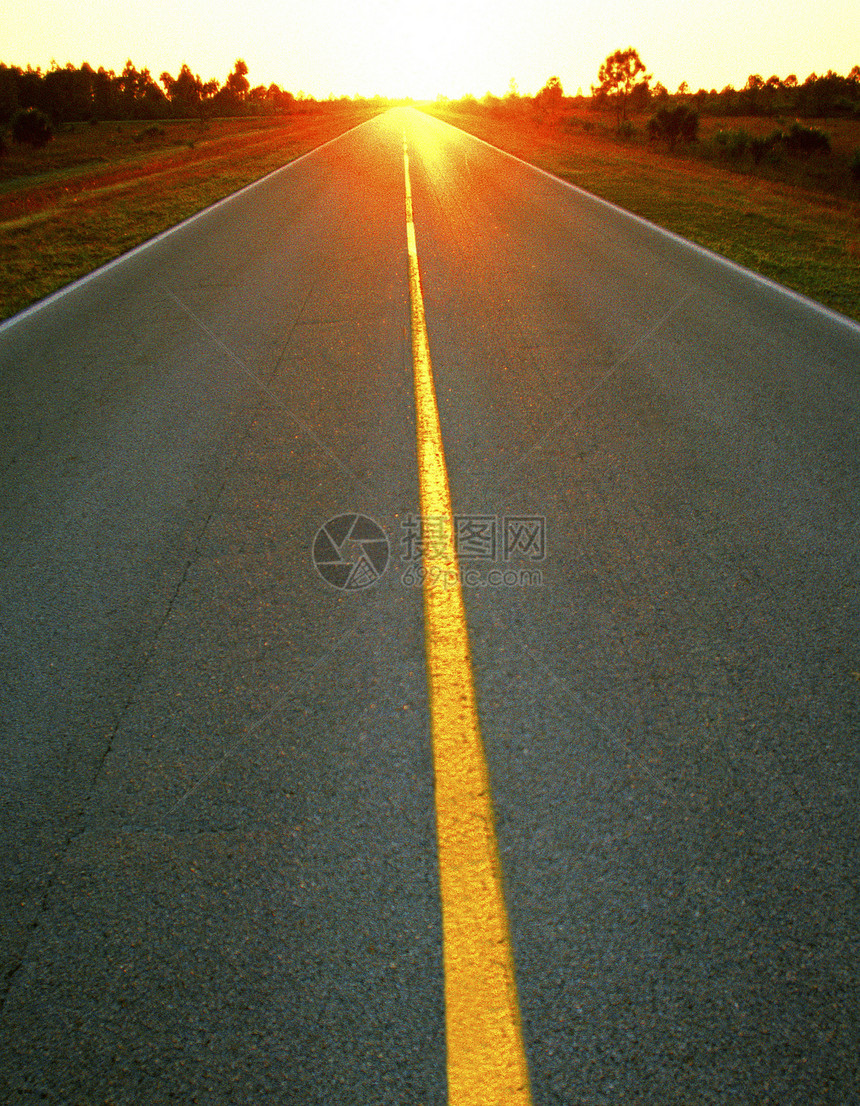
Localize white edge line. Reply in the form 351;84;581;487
417;108;860;338
0;113;382;336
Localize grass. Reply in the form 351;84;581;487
2;103;859;324
0;108;382;321
423;103;860;323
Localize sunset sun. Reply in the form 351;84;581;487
373;0;492;99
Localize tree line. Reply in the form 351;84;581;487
586;52;860;121
0;58;299;126
649;68;860;120
523;51;859;182
483;58;860;124
3;52;858;131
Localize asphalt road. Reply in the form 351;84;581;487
1;106;857;1104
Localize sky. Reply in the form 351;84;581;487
2;0;857;101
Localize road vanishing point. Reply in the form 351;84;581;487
1;107;858;1104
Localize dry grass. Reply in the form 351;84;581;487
0;109;381;321
695;113;860;157
426;104;860;322
2;103;859;324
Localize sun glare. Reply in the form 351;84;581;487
374;0;490;100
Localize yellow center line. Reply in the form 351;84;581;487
403;134;533;1106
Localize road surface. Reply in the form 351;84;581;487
1;106;858;1104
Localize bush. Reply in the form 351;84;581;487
750;130;783;165
11;107;54;148
647;104;699;149
713;127;751;160
850;149;860;181
780;121;830;155
617;119;635;139
710;122;830;167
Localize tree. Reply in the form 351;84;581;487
160;63;216;117
628;79;651;114
91;66;116;120
43;62;95;122
224;58;249;101
211;59;250;115
0;64;21;126
535;75;563;119
592;47;651;128
11;106;53;147
117;60;166;118
647;104;698;150
136;67;168;118
651;81;669;103
268;83;294;113
742;73;765;115
119;59;140;116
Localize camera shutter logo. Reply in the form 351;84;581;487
313;514;390;590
